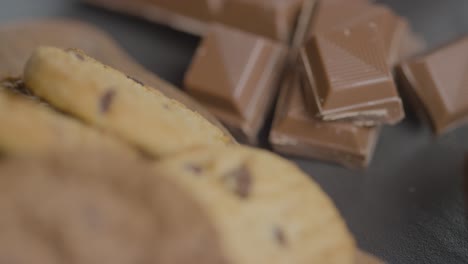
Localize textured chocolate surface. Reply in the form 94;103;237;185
86;0;303;42
300;1;405;125
398;36;468;135
185;24;286;144
270;72;378;168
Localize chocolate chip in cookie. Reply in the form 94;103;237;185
99;89;116;113
1;77;34;97
223;165;252;199
273;226;288;247
185;164;203;175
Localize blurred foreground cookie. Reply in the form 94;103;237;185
0;80;133;157
154;146;356;264
24;46;233;158
0;152;226;264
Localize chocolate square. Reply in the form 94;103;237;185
217;0;304;42
184;24;286;144
270;71;379;168
300;1;406;125
398;37;468;134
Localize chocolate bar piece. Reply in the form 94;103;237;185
398;37;468;134
300;1;405;125
85;0;303;42
270;72;379;168
310;0;424;66
147;0;220;21
184;24;287;144
309;0;372;35
217;0;304;42
86;0;218;35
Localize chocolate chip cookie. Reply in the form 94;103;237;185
24;46;233;158
0;81;133;157
154;146;356;264
0;152;227;264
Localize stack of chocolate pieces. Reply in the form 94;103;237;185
88;0;425;168
271;0;423;168
183;0;422;168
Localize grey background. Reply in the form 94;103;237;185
1;0;468;263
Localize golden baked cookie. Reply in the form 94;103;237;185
24;46;233;158
0;80;133;157
0;152;227;264
154;146;356;264
0;19;229;133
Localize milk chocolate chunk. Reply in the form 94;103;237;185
86;0;218;35
309;0;373;35
270;72;379;168
148;0;221;21
217;0;304;42
300;2;405;125
310;0;424;66
86;0;303;42
398;37;468;134
185;24;287;144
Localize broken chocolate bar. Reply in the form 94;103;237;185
185;24;287;144
86;0;303;42
398;36;468;134
217;0;304;42
300;1;405;125
270;72;379;168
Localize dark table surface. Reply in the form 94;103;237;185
1;0;468;263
